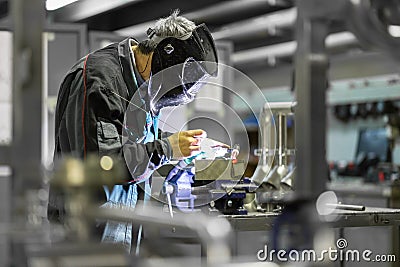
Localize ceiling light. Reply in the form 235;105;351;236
46;0;79;11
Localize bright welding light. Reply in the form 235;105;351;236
46;0;79;11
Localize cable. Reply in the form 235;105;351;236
138;54;151;74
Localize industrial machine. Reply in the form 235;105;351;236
156;142;249;215
252;102;296;212
155;101;296;216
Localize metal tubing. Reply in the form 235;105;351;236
267;101;296;114
250;105;274;186
326;203;365;211
10;1;44;266
232;31;357;66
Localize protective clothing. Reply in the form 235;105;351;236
49;37;172;250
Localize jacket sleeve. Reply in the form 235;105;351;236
83;75;172;184
159;129;174;139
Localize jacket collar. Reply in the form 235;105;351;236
118;37;139;99
118;37;154;114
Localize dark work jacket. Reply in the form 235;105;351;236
48;38;172;224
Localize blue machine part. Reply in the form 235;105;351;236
163;152;205;212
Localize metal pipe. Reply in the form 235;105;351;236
326;203;365;211
281;166;295;190
94;204;232;265
10;0;45;266
267;101;296;113
347;0;400;61
185;0;289;25
12;0;45;222
250;102;296;188
250;105;274;187
232;31;358;66
212;8;296;41
52;0;146;22
116;0;290;39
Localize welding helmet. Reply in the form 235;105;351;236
147;23;218;114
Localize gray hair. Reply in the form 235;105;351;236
138;10;196;54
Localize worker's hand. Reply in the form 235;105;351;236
167;129;206;159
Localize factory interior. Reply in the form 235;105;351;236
1;0;400;266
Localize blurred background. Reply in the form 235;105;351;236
1;0;400;266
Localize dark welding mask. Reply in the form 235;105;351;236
146;23;218;114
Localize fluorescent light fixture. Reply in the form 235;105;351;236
46;0;79;11
388;25;400;37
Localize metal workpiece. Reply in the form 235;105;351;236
192;159;249;215
261;166;281;190
194;159;245;181
95;204;233;266
251;101;296;212
159;154;248;214
248;101;296;214
325;203;365;211
252;101;296;189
